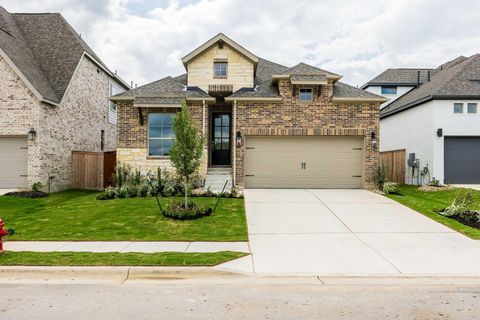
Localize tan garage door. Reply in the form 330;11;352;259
245;136;364;188
0;137;28;188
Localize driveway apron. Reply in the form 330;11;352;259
218;189;480;275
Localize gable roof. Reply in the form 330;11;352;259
0;7;128;105
181;33;259;69
381;54;480;118
332;82;387;102
114;34;384;103
112;76;213;103
273;62;342;79
361;68;434;89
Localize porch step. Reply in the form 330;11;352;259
207;167;232;174
204;169;233;193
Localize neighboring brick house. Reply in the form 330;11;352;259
111;33;386;190
0;7;129;191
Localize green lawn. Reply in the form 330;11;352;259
0;190;247;241
0;251;247;266
385;185;480;239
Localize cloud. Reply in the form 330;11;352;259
1;0;479;87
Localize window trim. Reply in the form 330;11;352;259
381;86;398;95
108;81;124;125
147;113;175;157
467;103;478;114
213;62;228;79
299;87;313;102
453;103;464;114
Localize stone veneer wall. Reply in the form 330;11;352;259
234;79;380;188
117;103;208;176
0;55;121;191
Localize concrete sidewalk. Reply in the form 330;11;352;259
4;241;250;253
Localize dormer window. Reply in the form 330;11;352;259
299;88;313;102
214;62;228;78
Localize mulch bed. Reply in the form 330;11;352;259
5;191;48;198
449;213;480;229
418;185;456;192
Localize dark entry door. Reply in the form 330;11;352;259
211;113;231;166
444;136;480;184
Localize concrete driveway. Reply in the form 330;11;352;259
217;189;480;276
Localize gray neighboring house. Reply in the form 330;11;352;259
364;55;480;185
0;7;129;191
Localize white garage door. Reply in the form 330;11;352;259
0;137;28;188
245;136;364;188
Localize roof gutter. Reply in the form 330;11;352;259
332;97;388;103
225;96;283;103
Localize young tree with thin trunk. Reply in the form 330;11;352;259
169;102;204;208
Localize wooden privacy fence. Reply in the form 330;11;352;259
72;151;116;190
380;149;406;184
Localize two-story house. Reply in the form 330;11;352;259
111;33;386;190
0;7;129;191
367;55;480;185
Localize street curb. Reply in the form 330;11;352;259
0;266;238;282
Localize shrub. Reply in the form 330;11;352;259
441;189;476;217
116;185;128;198
126;185;139;198
429;178;440;187
162;199;212;220
383;182;399;195
115;163;131;188
96;187;116;200
31;182;43;193
373;163;389;190
138;185;149;197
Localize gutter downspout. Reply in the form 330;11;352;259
232;100;237;187
202;99;207;175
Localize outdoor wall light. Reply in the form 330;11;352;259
28;128;36;140
437;128;443;137
236;131;242;147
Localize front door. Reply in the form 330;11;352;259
211;113;231;166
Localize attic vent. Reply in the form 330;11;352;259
218;39;224;49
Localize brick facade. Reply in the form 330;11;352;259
117;78;380;189
117;103;208;176
235;79;380;188
0;55;122;191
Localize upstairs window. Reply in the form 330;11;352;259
467;103;478;114
148;113;175;156
381;86;397;95
214;62;228;78
108;82;124;125
299;88;313;102
454;103;464;114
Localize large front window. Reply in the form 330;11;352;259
148;113;174;156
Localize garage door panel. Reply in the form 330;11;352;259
245;136;364;188
0;137;28;188
444;136;480;184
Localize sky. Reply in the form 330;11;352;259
1;0;479;87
